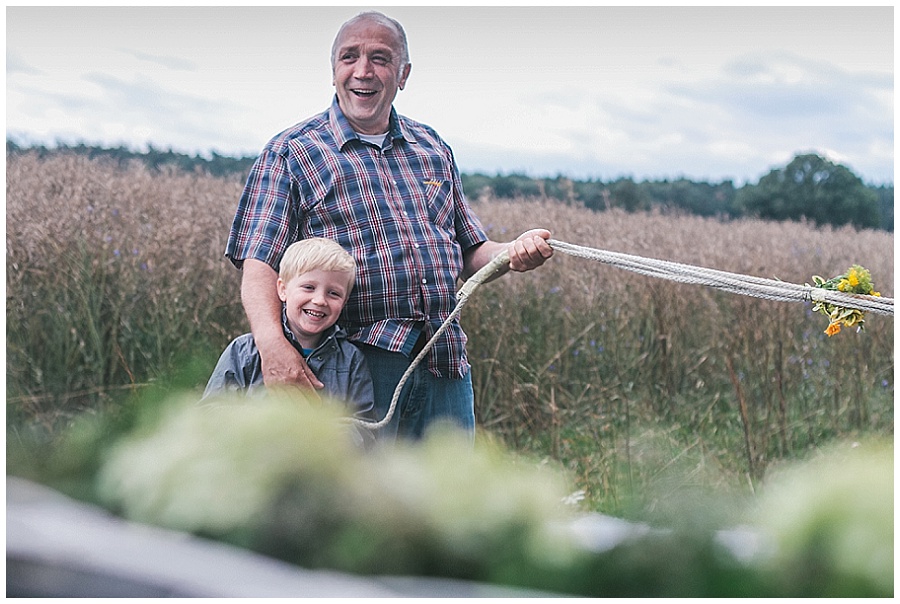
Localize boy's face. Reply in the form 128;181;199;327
277;269;352;349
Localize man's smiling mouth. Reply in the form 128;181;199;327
351;88;378;97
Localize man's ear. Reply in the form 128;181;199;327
398;62;411;90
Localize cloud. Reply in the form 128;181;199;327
10;85;98;114
120;48;196;72
524;51;896;184
671;52;891;122
5;6;892;185
6;51;42;76
77;72;258;152
8;71;259;155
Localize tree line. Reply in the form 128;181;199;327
7;140;891;232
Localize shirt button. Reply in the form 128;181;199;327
414;243;420;249
422;278;427;285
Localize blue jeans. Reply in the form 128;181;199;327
358;344;475;443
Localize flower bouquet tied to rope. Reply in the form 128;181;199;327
809;265;881;336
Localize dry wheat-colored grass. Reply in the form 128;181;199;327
471;196;892;299
7;154;894;507
7;153;241;292
7;153;245;421
463;196;893;495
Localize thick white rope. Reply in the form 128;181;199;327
549;240;893;315
350;249;512;431
351;239;893;430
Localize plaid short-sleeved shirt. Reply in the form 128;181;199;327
226;98;488;378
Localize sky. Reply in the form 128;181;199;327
6;5;895;185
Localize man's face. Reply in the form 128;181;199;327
332;19;411;135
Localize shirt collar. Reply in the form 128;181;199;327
329;95;417;150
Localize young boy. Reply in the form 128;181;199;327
203;238;375;422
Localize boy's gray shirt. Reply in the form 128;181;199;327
203;310;375;418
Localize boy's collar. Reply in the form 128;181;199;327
280;305;341;353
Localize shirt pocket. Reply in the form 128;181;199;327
296;168;380;246
416;172;455;230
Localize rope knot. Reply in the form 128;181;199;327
806;286;828;303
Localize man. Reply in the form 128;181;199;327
226;10;553;442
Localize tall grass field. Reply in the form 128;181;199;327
7;151;893;520
6;154;894;504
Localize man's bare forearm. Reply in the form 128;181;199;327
241;259;286;346
461;229;553;282
241;258;322;389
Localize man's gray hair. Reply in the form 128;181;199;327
330;11;410;74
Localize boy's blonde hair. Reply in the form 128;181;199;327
278;238;357;293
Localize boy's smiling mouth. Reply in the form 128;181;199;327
304;309;326;318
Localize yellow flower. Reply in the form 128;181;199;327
809;264;878;336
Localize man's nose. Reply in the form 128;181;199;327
353;56;373;78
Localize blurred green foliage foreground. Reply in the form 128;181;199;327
8;386;892;597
